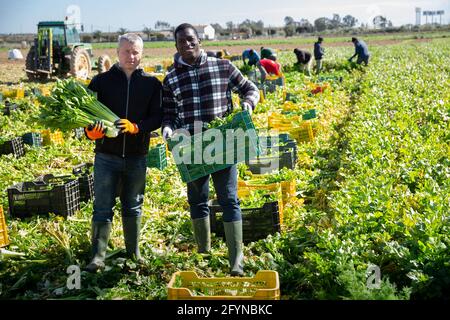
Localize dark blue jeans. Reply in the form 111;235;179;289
93;152;147;222
357;56;369;65
187;165;241;222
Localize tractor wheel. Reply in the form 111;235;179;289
70;47;91;79
97;55;112;74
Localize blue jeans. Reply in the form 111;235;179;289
187;165;241;222
93;152;147;222
357;56;369;65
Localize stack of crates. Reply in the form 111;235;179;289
0;205;10;248
246;150;295;174
147;143;167;170
167;111;260;183
167;270;280;300
209;199;281;244
41;129;64;146
7;176;80;219
72;163;94;203
22;132;43;147
264;74;285;93
245;134;297;174
268;113;315;143
237;179;284;225
0;137;25;158
241;175;297;210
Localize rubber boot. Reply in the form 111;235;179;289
122;215;142;261
223;220;244;276
192;216;211;253
85;221;112;273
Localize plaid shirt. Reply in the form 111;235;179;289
162;51;260;132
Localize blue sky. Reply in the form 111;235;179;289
0;0;449;33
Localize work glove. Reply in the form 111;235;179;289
114;119;139;134
162;126;173;142
241;102;253;116
85;121;105;140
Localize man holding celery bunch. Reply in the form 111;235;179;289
84;33;162;272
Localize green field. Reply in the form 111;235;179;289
89;31;450;49
0;38;449;300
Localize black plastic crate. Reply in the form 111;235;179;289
22;132;43;147
7;178;80;218
1;102;18;116
246;150;295;175
208;200;280;244
0;137;25;158
258;134;297;163
72;163;94;202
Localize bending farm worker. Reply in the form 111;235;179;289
260;47;277;61
257;58;282;82
293;48;313;76
242;48;260;66
349;37;370;65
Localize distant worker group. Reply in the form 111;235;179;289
242;36;370;80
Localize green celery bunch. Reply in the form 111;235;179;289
38;79;120;138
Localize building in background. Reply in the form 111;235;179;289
193;25;215;40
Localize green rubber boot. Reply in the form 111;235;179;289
192;216;211;253
85;221;112;273
223;220;244;276
122;215;142;261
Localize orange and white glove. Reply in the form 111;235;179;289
85;121;106;140
114;119;139;134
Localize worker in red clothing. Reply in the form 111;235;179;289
257;58;282;82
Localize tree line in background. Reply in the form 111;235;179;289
1;13;449;45
86;12;440;43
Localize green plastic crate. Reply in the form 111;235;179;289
147;144;167;170
167;111;260;183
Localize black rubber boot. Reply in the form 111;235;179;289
85;221;112;273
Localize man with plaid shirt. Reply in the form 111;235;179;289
162;23;259;276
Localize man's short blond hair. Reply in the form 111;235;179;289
118;33;144;49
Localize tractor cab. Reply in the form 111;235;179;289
25;20;110;80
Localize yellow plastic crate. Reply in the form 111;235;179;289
144;66;156;73
41;130;64;146
40;86;51;96
168;270;280;300
238;179;284;224
2;88;25;99
0;206;10;248
145;72;165;82
290;121;314;143
265;73;284;82
240;176;296;208
161;59;173;70
77;78;91;86
281;180;296;204
259;89;265;103
268;113;315;143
